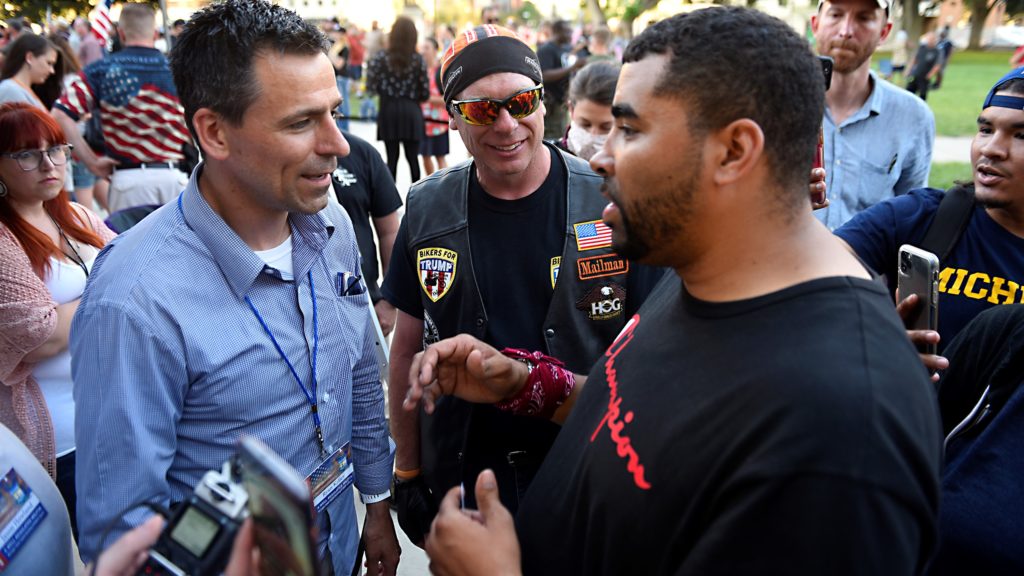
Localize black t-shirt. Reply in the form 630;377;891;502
466;147;565;351
517;275;942;575
537;41;571;104
333;130;403;301
911;45;941;78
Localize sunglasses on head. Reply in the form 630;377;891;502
450;85;544;126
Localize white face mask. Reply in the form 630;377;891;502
566;123;608;161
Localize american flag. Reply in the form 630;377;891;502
90;0;114;47
574;220;613;251
61;68;188;163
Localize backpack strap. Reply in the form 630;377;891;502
918;184;976;263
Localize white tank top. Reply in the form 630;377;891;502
32;253;95;457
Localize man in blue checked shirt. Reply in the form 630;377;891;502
69;1;400;574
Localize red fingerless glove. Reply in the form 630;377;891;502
495;348;576;420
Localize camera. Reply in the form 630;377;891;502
899;250;911;274
138;461;249;576
135;436;320;576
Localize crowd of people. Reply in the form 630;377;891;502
0;0;1023;575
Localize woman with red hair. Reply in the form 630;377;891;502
0;102;114;537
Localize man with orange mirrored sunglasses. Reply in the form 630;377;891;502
381;24;665;547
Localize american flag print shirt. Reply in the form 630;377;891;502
56;46;189;164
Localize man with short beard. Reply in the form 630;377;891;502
837;69;1024;357
407;8;941;575
811;0;935;230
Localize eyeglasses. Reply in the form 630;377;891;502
2;144;74;171
450;85;544;126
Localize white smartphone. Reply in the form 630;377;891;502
897;244;940;355
237;435;320;576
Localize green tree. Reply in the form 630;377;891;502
1006;0;1024;16
517;1;543;25
623;0;662;37
2;0;161;27
573;0;655;37
609;0;661;38
1;0;91;23
434;0;477;30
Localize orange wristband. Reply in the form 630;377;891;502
394;467;420;480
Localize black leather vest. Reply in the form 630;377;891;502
404;143;635;510
404;143;631;372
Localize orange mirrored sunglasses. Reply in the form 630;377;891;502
450;85;544;126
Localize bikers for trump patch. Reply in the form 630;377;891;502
550;256;561;289
418;248;458;302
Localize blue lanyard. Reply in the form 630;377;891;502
245;269;325;455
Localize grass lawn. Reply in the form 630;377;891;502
929;161;973;190
873;50;1011;137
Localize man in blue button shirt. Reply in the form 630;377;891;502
70;1;400;573
811;0;935;230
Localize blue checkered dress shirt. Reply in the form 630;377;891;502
71;165;394;572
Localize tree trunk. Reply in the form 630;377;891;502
901;0;923;50
587;0;608;26
968;0;995;49
620;16;635;39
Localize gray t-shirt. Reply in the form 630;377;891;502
0;79;44;108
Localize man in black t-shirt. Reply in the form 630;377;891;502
409;8;942;575
333;130;402;334
907;31;943;101
537;20;587;140
381;24;663;547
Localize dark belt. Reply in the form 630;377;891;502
116;161;177;171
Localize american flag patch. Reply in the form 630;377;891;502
573;220;613;251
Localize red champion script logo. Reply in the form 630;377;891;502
590;315;651;490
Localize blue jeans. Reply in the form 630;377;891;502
360;94;377;121
335;76;350;131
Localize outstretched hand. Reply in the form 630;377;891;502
896;293;949;382
404;334;529;413
425;470;522;576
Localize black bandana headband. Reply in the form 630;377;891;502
440;25;543;106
